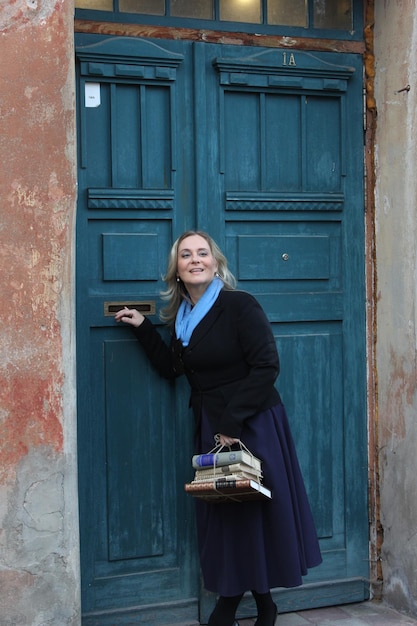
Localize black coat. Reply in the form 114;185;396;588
133;289;281;438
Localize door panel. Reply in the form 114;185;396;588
237;234;331;280
76;36;368;624
105;339;169;562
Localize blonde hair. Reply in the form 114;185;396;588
160;230;236;323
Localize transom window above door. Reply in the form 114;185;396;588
75;0;358;34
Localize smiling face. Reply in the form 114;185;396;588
177;234;218;301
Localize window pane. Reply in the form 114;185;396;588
268;0;307;27
76;0;354;31
219;0;261;24
313;0;352;30
171;0;213;19
75;0;113;9
119;0;165;14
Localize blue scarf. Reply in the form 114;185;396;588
175;277;223;347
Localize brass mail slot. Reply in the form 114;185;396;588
104;301;156;317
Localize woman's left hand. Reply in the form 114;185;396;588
216;434;240;447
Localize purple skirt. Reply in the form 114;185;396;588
195;403;322;596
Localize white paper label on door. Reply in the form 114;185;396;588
85;82;101;108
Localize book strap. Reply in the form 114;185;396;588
211;437;255;460
211;438;256;502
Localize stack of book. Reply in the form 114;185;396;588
184;448;272;502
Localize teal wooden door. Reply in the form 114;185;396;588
76;36;368;625
76;37;200;626
194;44;368;622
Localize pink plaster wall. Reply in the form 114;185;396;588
0;0;73;477
0;1;79;623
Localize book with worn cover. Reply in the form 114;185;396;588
194;462;262;480
193;470;262;483
184;478;272;502
192;450;262;472
192;474;248;483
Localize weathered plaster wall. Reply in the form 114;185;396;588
374;0;417;615
0;1;80;624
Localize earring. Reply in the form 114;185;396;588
176;276;180;282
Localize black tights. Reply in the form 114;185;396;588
252;590;277;625
207;593;243;626
207;591;277;626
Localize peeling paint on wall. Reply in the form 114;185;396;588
0;448;79;625
0;375;63;482
0;2;74;470
0;0;79;623
0;0;63;33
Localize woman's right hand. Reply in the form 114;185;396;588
114;306;145;328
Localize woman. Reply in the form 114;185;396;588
115;231;322;626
